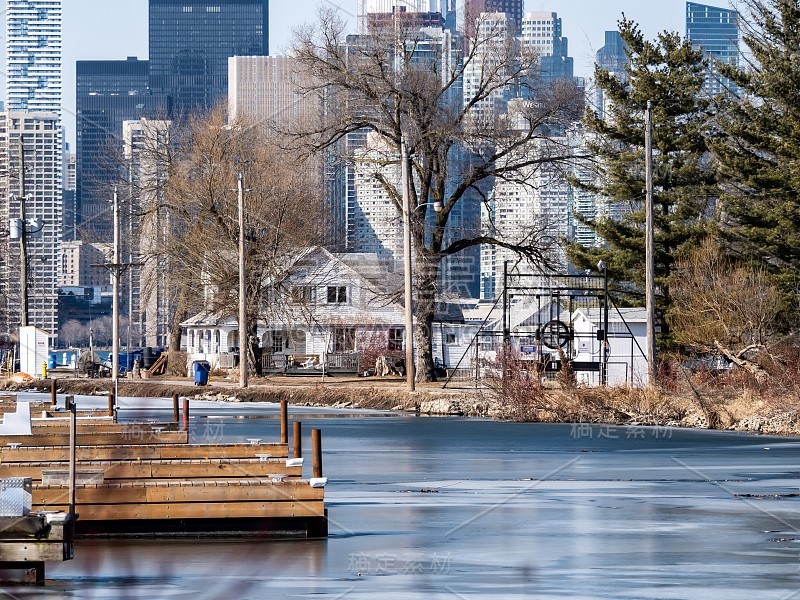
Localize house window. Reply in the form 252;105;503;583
332;327;356;352
327;286;347;303
271;332;284;354
291;286;314;304
446;333;457;345
388;327;404;351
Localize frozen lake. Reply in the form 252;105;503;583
6;392;800;598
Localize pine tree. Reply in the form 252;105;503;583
709;0;800;297
566;19;716;314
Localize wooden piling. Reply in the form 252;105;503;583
182;399;190;431
280;401;288;444
68;397;76;517
293;421;302;458
312;429;322;478
107;391;114;418
172;393;179;423
50;379;56;406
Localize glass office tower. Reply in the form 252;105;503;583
686;2;740;96
149;0;269;116
75;58;167;238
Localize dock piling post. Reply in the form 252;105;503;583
67;396;76;518
280;400;288;444
182;399;190;431
172;393;179;423
107;391;115;418
293;421;302;458
312;429;322;478
50;379;56;406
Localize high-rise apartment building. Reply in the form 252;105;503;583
75;58;166;240
335;26;480;296
228;56;321;126
358;0;456;33
6;0;62;116
519;12;573;83
479;140;573;298
0;112;63;336
123;118;172;348
149;0;269;116
464;0;523;37
686;1;740;95
465;11;574;120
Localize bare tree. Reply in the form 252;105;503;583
667;239;783;380
131;106;325;368
59;319;86;348
291;8;585;381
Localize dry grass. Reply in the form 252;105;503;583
6;361;800;435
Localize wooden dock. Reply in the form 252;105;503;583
0;395;327;541
0;512;74;584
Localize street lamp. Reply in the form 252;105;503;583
401;141;442;391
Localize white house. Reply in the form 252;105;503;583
183;247;471;375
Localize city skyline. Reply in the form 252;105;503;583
0;0;696;147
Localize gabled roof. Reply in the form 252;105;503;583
573;307;647;324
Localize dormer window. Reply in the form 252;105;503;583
327;286;347;304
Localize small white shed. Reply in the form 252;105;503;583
19;326;50;378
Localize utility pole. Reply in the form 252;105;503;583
401;141;415;392
112;187;121;392
644;101;657;387
238;172;248;389
92;187;138;406
18;136;28;327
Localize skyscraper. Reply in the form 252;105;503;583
6;0;62;116
124;118;172;348
464;0;524;37
519;12;574;82
464;11;574;120
149;0;269;116
358;0;456;33
595;30;628;118
0;112;63;336
228;56;321;126
75;58;166;239
685;1;740;95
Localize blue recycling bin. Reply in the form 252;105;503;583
193;361;211;386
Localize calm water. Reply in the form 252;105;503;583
6;392;800;598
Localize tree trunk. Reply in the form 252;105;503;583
414;253;439;382
713;341;768;383
167;285;191;367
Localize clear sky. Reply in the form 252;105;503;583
4;0;701;147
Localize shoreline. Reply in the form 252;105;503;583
5;375;800;437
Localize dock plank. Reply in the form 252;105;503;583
34;482;323;505
0;431;188;447
0;443;288;462
37;500;325;520
0;462;302;480
0;542;70;562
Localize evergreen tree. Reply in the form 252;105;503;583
566;19;716;315
709;0;800;297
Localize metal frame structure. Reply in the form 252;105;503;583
444;268;644;388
